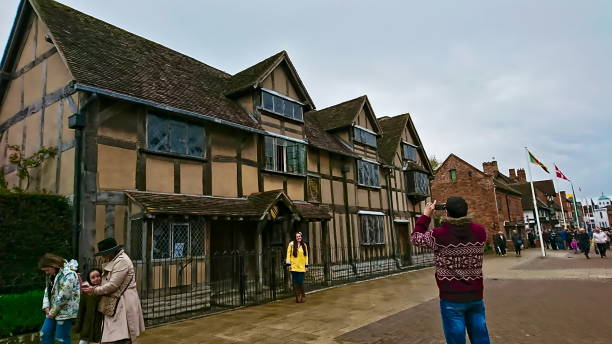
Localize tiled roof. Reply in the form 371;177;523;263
533;180;556;196
124;190;330;220
307;96;367;131
493;179;522;196
378;114;409;165
304;113;356;157
224;51;285;96
293;202;332;220
509;183;551;211
31;0;261;130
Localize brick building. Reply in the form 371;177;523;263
431;155;524;244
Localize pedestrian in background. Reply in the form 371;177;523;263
549;231;558;250
543;230;551;249
74;268;103;344
81;238;145;343
527;230;536;248
38;253;80;344
511;230;523;257
412;197;490;344
570;238;579;254
286;232;309;303
592;228;608;258
494;231;507;256
577;229;591;259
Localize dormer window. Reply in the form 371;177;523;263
353;126;377;148
261;89;303;121
402;142;418;162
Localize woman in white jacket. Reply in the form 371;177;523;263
592;229;609;258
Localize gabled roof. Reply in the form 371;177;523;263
378;113;434;174
307;95;381;133
437;154;488;178
224;51;315;110
8;0;261;130
533;180;556;196
304;112;356;157
509;183;552;211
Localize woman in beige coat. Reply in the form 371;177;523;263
82;238;145;343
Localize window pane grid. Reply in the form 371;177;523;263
264;136;306;175
353;127;377;147
261;91;303;121
357;160;379;187
361;215;385;244
147;114;205;158
402;143;418;162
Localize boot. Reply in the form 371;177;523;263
293;285;300;303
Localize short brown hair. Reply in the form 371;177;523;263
38;253;65;269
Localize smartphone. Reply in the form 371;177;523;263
434;203;446;211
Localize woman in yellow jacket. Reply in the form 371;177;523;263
286;232;308;303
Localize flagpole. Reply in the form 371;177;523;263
526;147;546;257
552;164;567;229
569;181;580;228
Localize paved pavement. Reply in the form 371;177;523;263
137;248;611;344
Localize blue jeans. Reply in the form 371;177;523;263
440;299;490;344
40;317;72;344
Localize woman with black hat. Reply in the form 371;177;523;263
81;238;145;343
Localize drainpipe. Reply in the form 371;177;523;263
340;161;356;272
68;93;98;259
384;167;399;266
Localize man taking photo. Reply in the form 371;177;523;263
411;197;490;344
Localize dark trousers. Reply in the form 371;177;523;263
496;245;506;255
529;239;536;248
596;243;607;257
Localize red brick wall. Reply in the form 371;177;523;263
431;155;497;243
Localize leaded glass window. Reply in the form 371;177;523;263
406;171;430;195
360;215;385;245
353;127;377;147
402;143;418;162
147;114;205;158
357;160;380;187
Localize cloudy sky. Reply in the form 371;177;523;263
1;0;610;201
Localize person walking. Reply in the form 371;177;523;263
527;230;536;249
577;229;591;259
511;230;523;257
543;230;551;249
494;231;507;256
38;253;80;344
592;228;609;258
549;231;558;250
412;197;490;344
570;238;579;254
74;268;103;344
556;231;565;250
286;231;309;303
81;238;145;343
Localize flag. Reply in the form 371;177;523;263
527;150;550;173
554;164;569;181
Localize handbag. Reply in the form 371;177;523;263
97;273;133;317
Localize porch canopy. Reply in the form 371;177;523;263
125;189;331;222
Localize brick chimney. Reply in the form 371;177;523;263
509;169;517;181
482;161;499;176
517;168;527;183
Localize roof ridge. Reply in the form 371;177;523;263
32;0;231;79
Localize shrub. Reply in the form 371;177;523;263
0;290;44;338
0;193;72;290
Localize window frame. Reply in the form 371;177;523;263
353;126;378;148
151;222;201;260
146;113;206;159
356;159;380;188
401;142;418;162
450;169;457;183
360;214;385;245
263;135;306;176
405;170;430;196
260;89;304;122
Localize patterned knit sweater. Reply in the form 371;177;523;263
411;215;487;302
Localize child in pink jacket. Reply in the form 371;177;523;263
570;238;579;254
